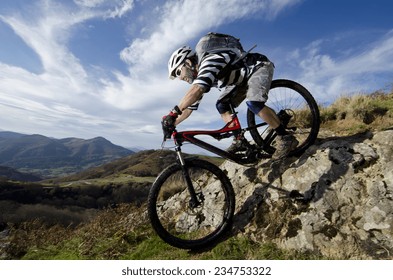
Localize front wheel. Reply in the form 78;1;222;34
148;158;235;249
247;79;320;157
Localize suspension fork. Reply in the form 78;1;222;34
175;147;201;208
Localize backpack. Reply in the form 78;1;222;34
195;32;245;64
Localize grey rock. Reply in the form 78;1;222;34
224;130;393;259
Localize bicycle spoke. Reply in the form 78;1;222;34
247;79;320;156
155;167;229;242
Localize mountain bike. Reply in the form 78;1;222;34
148;79;320;249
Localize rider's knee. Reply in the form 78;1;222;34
246;101;265;115
216;101;231;114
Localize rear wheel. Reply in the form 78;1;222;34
247;79;320;157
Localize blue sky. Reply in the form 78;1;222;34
0;0;392;150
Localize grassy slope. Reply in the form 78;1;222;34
13;205;323;260
47;149;224;185
319;91;393;135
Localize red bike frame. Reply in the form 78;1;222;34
171;114;269;165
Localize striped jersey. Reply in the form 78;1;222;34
193;51;266;91
189;51;268;110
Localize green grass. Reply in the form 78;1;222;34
319;91;393;134
21;232;324;260
58;174;156;187
10;204;324;260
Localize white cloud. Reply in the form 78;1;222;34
74;0;134;18
0;3;93;90
74;0;107;8
0;0;136;143
265;0;303;19
107;0;134;18
120;0;301;72
277;30;393;104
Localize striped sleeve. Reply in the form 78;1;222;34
192;53;231;90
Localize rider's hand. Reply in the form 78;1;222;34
162;112;177;139
161;106;182;140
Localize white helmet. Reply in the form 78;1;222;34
168;46;195;79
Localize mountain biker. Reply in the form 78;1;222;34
162;33;298;159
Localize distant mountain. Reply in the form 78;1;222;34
53;149;178;182
52;149;224;183
126;146;146;152
0;132;134;178
0;131;26;139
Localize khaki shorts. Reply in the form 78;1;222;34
217;61;274;107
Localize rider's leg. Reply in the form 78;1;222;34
216;89;250;153
220;111;233;124
247;62;298;159
246;61;280;129
247;101;286;134
257;106;280;130
216;86;246;127
216;102;235;127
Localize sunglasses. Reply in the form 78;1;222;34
175;64;184;77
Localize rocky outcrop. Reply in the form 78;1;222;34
222;130;393;259
0;223;9;259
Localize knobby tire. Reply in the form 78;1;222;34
148;158;235;250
